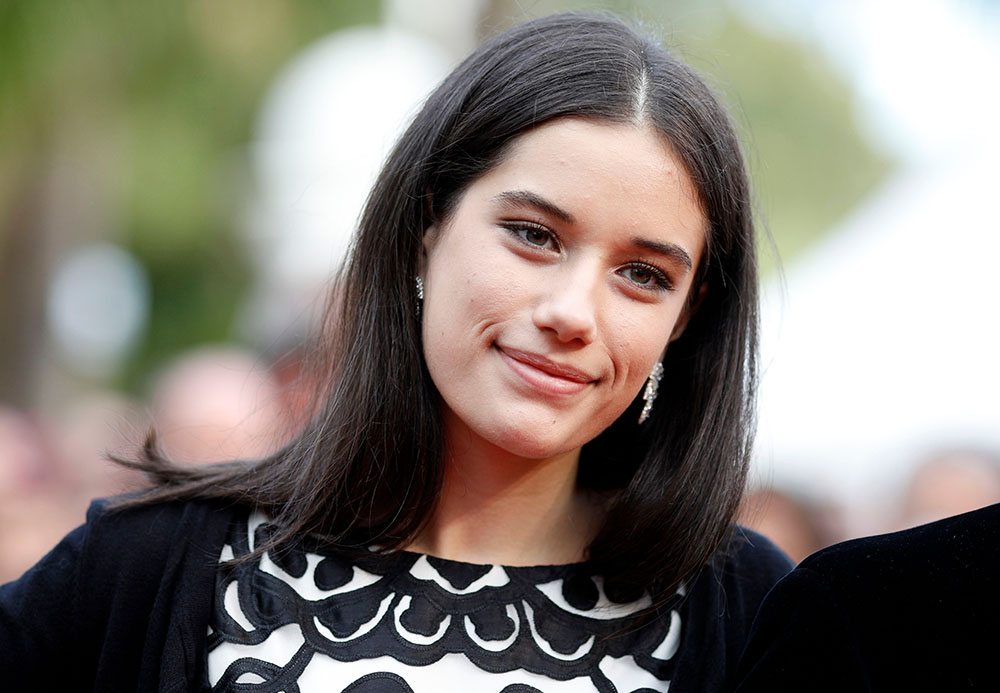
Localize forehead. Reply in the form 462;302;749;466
466;117;707;264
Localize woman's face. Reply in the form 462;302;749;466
421;117;706;461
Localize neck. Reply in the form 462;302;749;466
407;411;601;566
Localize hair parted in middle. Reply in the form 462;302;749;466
120;11;758;602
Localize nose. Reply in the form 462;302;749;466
532;265;600;344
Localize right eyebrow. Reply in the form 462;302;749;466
492;190;575;224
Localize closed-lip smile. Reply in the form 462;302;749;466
496;345;595;396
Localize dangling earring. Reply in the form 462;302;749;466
638;362;664;424
415;276;424;317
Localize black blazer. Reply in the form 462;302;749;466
0;499;233;691
733;502;1000;691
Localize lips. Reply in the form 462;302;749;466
496;345;595;396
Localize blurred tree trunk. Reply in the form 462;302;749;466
0;166;48;408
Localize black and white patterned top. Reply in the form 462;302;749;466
207;511;790;693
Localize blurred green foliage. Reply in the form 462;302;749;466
696;17;893;268
0;0;382;395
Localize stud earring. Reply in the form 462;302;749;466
638;362;664;424
415;276;424;317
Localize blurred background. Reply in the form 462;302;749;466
1;0;998;580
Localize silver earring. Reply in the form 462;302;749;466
415;276;424;317
638;362;664;424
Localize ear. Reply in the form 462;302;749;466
418;187;438;278
419;223;439;278
668;282;707;343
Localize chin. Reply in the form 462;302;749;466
483;421;584;461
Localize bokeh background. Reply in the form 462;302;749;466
2;0;998;579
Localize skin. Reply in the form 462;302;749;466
411;117;707;566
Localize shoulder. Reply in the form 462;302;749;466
797;501;1000;586
80;497;245;679
768;501;1000;622
686;525;794;615
85;498;237;563
694;526;794;618
74;495;244;605
733;504;1000;691
707;526;794;633
716;526;795;589
777;501;1000;629
83;494;241;551
665;527;792;690
0;495;243;687
680;526;793;614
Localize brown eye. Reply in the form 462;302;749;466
625;267;652;284
521;227;551;246
619;263;672;292
505;222;557;250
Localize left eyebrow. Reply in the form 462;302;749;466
493;190;575;224
631;237;694;271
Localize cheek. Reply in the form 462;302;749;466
426;241;527;332
606;312;676;387
422;250;512;368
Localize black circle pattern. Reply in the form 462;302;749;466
208;511;685;692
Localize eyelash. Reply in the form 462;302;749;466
500;221;674;292
504;220;558;250
622;261;673;292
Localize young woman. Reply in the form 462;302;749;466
0;12;790;692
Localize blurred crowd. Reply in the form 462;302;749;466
0;344;311;583
3;344;998;583
738;448;1000;564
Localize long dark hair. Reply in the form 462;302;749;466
116;12;758;600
